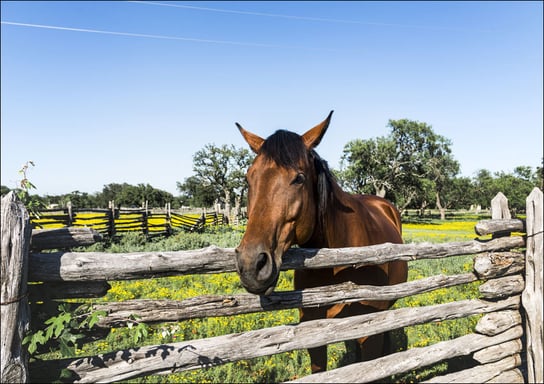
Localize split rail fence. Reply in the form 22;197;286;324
30;204;227;237
1;189;542;383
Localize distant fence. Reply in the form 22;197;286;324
1;189;542;383
30;204;227;236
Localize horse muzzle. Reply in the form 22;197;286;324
235;248;279;295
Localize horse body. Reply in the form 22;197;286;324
235;111;407;373
297;187;407;372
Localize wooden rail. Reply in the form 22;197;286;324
1;189;542;383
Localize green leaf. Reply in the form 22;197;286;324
44;312;72;339
87;310;107;329
23;330;46;354
133;323;149;343
59;338;74;357
59;369;73;380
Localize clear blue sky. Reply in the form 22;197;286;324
1;1;542;196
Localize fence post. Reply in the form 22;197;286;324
522;187;543;384
490;192;511;219
1;192;31;383
108;200;116;237
66;201;73;226
166;202;172;235
490;192;511;239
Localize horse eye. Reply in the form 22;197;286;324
292;173;305;185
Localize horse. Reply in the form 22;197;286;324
234;111;408;373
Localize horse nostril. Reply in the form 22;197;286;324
256;252;268;272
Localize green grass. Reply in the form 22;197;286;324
32;219;488;383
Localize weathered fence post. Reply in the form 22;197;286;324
108;200;116;237
521;187;543;383
66;201;73;226
491;192;511;219
1;192;31;383
490;192;512;239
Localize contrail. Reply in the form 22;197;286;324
0;21;342;52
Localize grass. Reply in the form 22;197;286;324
31;217;492;383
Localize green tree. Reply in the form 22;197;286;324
94;183;173;208
472;166;539;214
339;136;397;198
178;144;254;208
472;169;494;208
340;119;459;214
536;158;543;190
176;176;218;207
493;169;535;214
65;191;97;208
423;143;460;219
388;119;459;212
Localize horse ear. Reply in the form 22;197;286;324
236;123;264;153
302;110;334;149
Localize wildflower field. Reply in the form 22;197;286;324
38;216;499;383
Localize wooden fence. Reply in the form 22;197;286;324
30;204;227;237
1;189;542;383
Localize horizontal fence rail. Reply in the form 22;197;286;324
30;297;521;383
28;236;525;282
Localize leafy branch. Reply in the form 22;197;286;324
126;314;149;344
23;303;107;357
17;160;44;217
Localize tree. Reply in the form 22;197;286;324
93;183;174;208
471;166;540;214
176;176;217;207
536;158;543;190
423;142;460;219
178;144;254;208
493;169;535;214
340;119;459;214
339;136;397;198
65;190;96;208
388;119;459;213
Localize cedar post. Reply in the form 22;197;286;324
108;200;116;237
166;202;172;235
490;192;511;219
490;192;511;238
521;187;543;383
1;192;31;383
66;201;73;226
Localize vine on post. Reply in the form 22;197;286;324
16;161;44;218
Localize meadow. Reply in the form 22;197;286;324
34;216;496;383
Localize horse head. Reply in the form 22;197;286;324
234;111;333;295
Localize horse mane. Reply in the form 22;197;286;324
260;130;307;169
313;152;335;232
260;130;336;232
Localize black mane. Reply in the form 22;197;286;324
260;130;307;169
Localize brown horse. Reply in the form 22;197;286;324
235;111;407;373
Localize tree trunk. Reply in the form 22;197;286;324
436;191;446;220
374;184;386;198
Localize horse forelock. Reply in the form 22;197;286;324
259;130;308;169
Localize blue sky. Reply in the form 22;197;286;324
1;1;542;196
